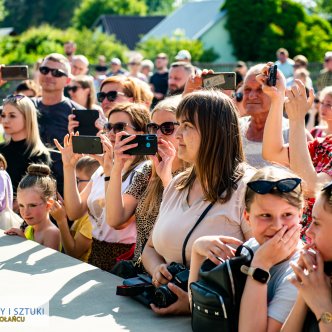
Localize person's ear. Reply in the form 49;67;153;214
243;209;251;225
46;198;54;209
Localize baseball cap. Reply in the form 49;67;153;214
325;52;332;61
111;58;121;66
175;50;191;61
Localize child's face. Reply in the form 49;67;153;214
17;188;51;226
244;194;301;245
76;169;90;193
306;196;332;261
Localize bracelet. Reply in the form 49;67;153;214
104;176;110;182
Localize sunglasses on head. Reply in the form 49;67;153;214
3;94;26;104
67;86;81;93
247;178;301;194
97;91;125;103
147;121;179;135
39;66;68;78
103;122;137;134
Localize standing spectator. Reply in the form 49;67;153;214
175;49;192;63
275;48;294;79
15;80;41;97
107;58;126;77
286;54;313;89
317;51;332;92
71;55;89;76
141;59;154;80
167;62;194;96
64;41;76;63
235;60;248;86
126;55;148;83
150;53;169;108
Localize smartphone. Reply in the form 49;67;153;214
121;134;157;155
72;109;99;136
267;65;277;87
72;135;103;154
1;65;29;81
202;72;236;90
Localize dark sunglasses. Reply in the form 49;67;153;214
147;121;179;135
39;66;68;78
322;181;332;193
97;91;126;103
247;178;301;194
3;94;26;104
103;122;137;134
67;86;81;93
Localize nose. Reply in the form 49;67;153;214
271;216;284;231
249;89;258;99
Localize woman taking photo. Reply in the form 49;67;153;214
141;89;255;315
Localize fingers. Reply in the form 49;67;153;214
53;138;63;151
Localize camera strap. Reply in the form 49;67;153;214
182;202;215;267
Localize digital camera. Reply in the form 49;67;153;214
153;262;189;308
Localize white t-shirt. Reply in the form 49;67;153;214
87;164;146;242
152;166;255;266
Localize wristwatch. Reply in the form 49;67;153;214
318;312;332;324
240;265;271;284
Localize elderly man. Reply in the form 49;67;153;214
71;55;89;76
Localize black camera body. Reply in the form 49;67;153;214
153;262;189;308
267;64;277;87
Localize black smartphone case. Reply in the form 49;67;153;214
202;72;236;90
72;135;103;154
1;66;29;81
73;109;99;136
121;134;157;155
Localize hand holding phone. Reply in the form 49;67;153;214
72;135;103;154
121;134;157;155
267;65;277;87
72;109;99;136
1;65;29;81
202;72;236;90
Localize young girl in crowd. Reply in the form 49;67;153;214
55;103;151;271
190;166;303;331
141;90;255;315
106;96;185;268
50;157;99;262
0;95;51;195
282;182;332;331
5;164;60;251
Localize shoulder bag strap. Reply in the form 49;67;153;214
181;202;214;266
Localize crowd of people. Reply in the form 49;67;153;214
1;41;332;331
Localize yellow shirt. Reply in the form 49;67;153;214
71;214;92;262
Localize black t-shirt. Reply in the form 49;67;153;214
0;140;50;194
150;72;169;95
32;98;85;147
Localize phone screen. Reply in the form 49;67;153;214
202;72;236;90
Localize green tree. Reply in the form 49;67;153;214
72;0;147;29
144;0;175;14
0;0;81;32
0;0;7;22
0;25;128;65
223;0;332;61
137;35;218;63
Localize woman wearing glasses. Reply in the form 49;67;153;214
106;96;186;275
282;181;332;331
55;103;151;271
0;95;51;197
189;166;303;331
140;90;255;315
67;75;102;111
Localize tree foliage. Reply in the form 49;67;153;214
0;0;81;32
72;0;147;29
0;0;7;22
0;25;128;65
144;0;175;14
137;35;219;63
223;0;332;61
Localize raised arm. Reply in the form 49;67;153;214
286;80;332;196
261;64;290;166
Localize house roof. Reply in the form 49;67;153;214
142;0;225;41
0;27;15;37
92;15;165;49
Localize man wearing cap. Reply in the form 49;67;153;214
275;48;294;79
107;58;126;77
150;53;169;108
317;51;332;92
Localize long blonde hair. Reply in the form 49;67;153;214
4;96;50;162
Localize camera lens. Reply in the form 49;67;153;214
153;285;178;308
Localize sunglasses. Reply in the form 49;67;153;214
3;94;25;104
322;181;332;193
103;122;137;134
247;178;301;194
67;86;81;93
39;66;68;78
76;178;90;185
147;121;179;135
97;91;126;103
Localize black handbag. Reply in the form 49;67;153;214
190;244;254;332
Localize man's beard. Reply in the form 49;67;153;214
167;86;184;96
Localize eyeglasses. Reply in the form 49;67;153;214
39;66;68;78
3;94;25;104
103;122;137;134
76;178;90;185
147;121;179;135
67;86;82;93
247;178;301;194
321;102;332;109
128;63;140;66
97;91;126;103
